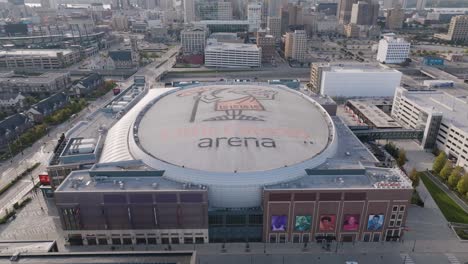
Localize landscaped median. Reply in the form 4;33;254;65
420;172;468;224
0;162;40;196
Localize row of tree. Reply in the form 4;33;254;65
43;99;87;125
1;99;88;160
433;152;468;198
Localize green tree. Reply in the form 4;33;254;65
457;174;468;196
433;152;447;174
408;168;420;188
448;166;463;189
397;150;407;167
384;143;398;158
439;160;453;181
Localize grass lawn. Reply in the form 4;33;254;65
421;173;468;224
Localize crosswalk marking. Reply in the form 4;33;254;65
445;253;461;264
400;253;415;264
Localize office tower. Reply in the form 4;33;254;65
376;34;410;64
217;1;233;20
267;16;281;39
184;0;195;23
338;0;357;24
248;3;262;32
446;15;468;42
181;27;207;54
386;6;404;30
350;0;378;25
284;30;307;62
310;63;330;94
350;1;369;25
256;30;276;62
416;0;426;11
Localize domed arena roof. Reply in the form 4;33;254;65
132;84;334;173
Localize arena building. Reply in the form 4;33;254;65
54;83;412;246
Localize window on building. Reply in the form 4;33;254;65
208;215;223;226
269;234;277;243
363;233;371;242
248;214;263;225
111;238;121;245
147;237;157;244
86;237;97;245
372;233;380;242
279;234;286;243
122;237;132;245
396;220;402;227
226;214;246;225
292;234;300;243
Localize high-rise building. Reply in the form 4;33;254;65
416;0;426;11
217;1;233;20
41;0;57;8
112;15;130;31
386;6;404;30
382;0;394;9
197;0;233;20
139;0;157;9
287;3;303;26
256;30;276;62
446;15;468;42
267;16;282;40
181;27;207;54
264;0;287;17
376;34;410;64
340;0;377;25
350;1;369;25
183;0;195;23
338;0;357;24
284;30;307;62
309;63;331;94
112;0;130;9
352;0;379;25
248;3;262;32
344;23;360;38
280;4;302;34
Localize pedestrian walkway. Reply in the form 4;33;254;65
446;253;461;264
401;253;415;264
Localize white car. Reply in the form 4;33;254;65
345;262;358;264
